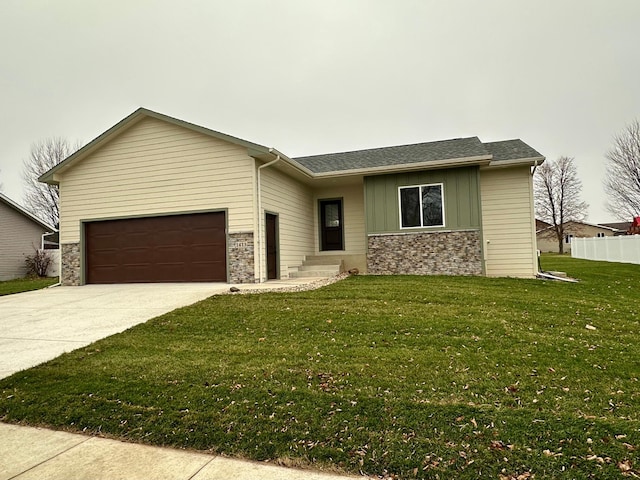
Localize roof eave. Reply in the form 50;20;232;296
309;155;493;178
481;156;545;169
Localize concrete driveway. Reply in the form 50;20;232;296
0;283;230;379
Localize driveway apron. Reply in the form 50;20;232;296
0;283;229;379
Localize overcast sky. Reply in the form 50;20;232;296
1;0;638;222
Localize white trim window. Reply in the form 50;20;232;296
399;183;445;228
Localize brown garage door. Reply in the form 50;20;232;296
85;212;226;283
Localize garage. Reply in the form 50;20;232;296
85;212;227;283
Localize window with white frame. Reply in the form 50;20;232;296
399;183;444;228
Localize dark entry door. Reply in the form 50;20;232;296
266;213;278;280
320;199;344;251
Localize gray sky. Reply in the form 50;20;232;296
1;0;638;223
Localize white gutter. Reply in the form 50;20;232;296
256;150;281;282
311;155;492;178
531;158;541;176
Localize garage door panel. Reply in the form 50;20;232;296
85;212;227;283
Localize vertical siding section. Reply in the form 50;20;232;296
364;166;481;233
260;166;315;277
59;117;256;243
0;204;49;280
480;166;537;277
313;181;366;255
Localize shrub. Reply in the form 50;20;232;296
24;248;53;277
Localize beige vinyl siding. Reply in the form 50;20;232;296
314;181;366;255
260;166;314;278
0;203;49;280
59;117;256;243
480;166;537;277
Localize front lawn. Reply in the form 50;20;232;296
1;257;638;478
0;276;58;296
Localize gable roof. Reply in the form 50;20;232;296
39;108;277;185
39;108;545;184
0;192;57;232
536;219;552;232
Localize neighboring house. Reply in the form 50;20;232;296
536;219;551;231
39;108;545;286
536;221;620;253
598;222;632;235
0;192;57;281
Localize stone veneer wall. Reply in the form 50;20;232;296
228;232;255;283
61;242;81;286
367;230;482;276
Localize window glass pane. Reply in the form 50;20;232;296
422;185;443;226
324;204;340;227
400;187;420;227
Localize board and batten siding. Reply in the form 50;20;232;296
364;166;481;233
59;117;256;243
314;181;367;255
0;203;50;280
480;166;538;277
260;166;315;277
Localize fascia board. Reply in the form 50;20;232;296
481;156;546;169
309;155;492;178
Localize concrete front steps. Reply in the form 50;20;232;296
289;255;344;278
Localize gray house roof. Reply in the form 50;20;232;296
294;137;543;174
483;140;544;163
598;222;631;232
294;137;490;173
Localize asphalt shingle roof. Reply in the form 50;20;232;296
293;137;543;174
482;140;543;163
293;137;489;173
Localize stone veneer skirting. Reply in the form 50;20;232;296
367;230;482;276
62;234;256;286
61;242;81;286
228;232;255;283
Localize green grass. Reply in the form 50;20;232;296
0;276;58;296
1;256;639;478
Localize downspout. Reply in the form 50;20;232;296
41;231;61;286
41;232;52;250
256;150;281;282
531;159;540;176
531;159;541;274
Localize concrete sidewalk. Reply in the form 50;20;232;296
0;423;362;480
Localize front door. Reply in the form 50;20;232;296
320;199;344;251
266;213;278;280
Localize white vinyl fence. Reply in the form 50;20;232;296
43;249;60;277
571;235;640;265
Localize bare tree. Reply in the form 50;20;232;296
22;138;80;228
534;156;589;254
603;119;640;220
